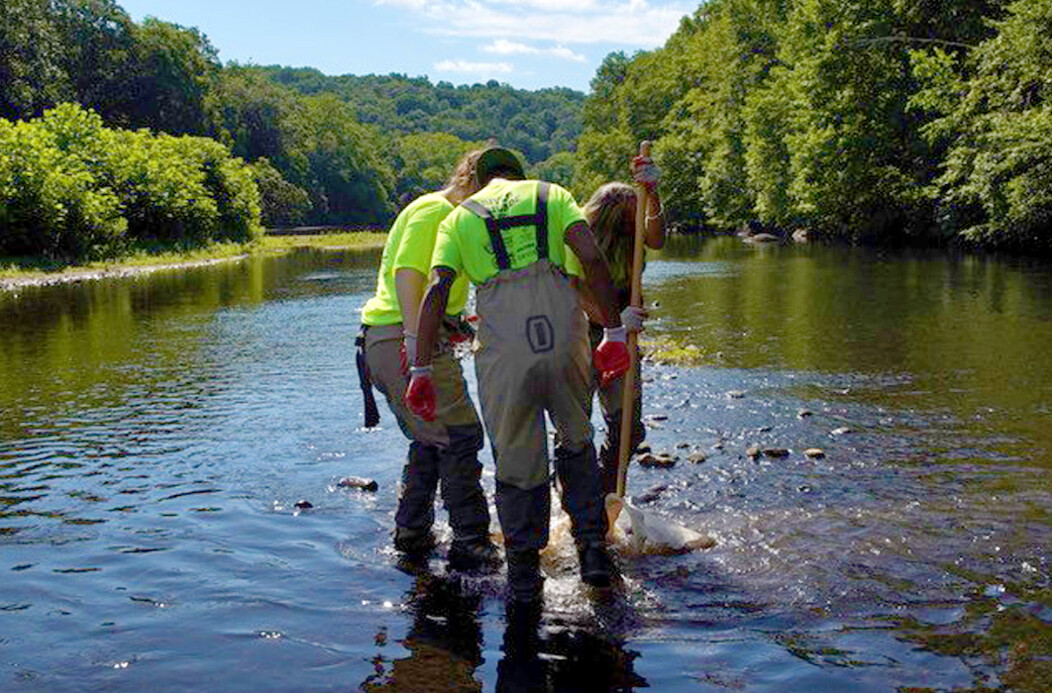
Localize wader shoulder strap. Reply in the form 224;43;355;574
460;198;511;270
460;182;551;271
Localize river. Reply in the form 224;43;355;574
1;237;1048;691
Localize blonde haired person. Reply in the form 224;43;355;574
356;149;499;572
570;156;664;495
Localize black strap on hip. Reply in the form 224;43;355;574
460;181;550;271
354;326;381;428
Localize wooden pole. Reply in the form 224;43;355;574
615;141;650;499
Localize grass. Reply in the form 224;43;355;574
0;231;388;282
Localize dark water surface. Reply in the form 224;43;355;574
1;239;1049;691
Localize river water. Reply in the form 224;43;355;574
1;237;1049;691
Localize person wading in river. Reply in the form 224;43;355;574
357;149;500;572
405;146;630;605
560;156;664;494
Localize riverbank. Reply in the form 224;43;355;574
0;231;387;292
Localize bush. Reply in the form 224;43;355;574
0;103;263;262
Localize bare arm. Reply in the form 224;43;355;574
412;267;455;368
565;221;622;329
395;268;426;334
643;190;665;250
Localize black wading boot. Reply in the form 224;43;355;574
448;535;502;574
506;548;543;605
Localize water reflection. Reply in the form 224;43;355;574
499;587;647;692
362;574;485;691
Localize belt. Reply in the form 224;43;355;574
354;325;380;428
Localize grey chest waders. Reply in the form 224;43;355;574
463;183;608;581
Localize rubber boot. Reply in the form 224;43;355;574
394;442;440;556
496;481;549;603
554;443;618;587
440;424;500;573
505;549;543;604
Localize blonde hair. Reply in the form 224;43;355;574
445;149;486;203
583;182;638;287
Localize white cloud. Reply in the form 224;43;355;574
481;39;585;62
376;0;690;47
434;59;514;74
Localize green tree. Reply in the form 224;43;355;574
0;0;69;120
912;0;1052;247
125;17;220;135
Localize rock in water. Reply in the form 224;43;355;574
804;448;826;459
763;448;790;458
294;500;313;510
337;476;379;492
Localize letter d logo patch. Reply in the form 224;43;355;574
525;315;554;353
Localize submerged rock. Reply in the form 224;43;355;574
634;484;669;503
638;453;677;468
337;476;379;492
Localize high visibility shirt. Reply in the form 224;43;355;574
431;179;586;285
361;192;470;326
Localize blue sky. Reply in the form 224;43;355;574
118;0;697;93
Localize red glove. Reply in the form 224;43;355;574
594;326;630;386
405;367;436;422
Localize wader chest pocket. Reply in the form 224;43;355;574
526;315;554;353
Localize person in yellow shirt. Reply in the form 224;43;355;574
405;147;630;605
357;149;498;572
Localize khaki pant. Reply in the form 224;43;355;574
474;261;593;489
364;323;480;446
363;322;489;538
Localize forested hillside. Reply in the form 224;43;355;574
573;0;1052;249
0;0;584;262
2;0;1050;263
260;68;584;166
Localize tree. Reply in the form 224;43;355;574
0;0;69;120
125;17;220;135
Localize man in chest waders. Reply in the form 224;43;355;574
406;147;630;605
357;150;499;572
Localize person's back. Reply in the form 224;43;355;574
410;148;631;604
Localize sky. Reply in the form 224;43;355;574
118;0;697;93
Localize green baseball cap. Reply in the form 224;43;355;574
475;147;525;183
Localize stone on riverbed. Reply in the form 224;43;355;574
763;448;790;458
727;390;746;399
634;484;669;503
337;476;379;492
746;445;761;460
804;448;826;459
688;451;708;464
638;453;677;468
830;427;852;436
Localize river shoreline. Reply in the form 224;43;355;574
0;232;387;292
